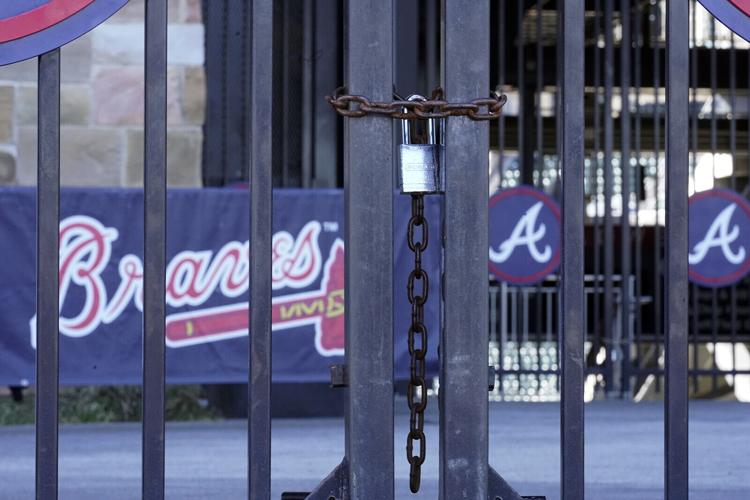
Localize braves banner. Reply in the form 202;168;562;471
699;0;750;43
0;0;129;66
0;188;441;385
488;186;561;285
689;188;750;287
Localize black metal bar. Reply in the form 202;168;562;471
498;0;506;181
534;0;544;378
709;18;719;393
396;0;419;93
201;1;227;186
535;0;543;184
603;0;615;396
592;0;602;371
690;0;698;395
424;0;440;90
345;0;394;497
665;0;690;498
729;33;738;383
142;0;167;497
619;0;632;397
652;0;662;358
313;0;341;188
301;0;314;188
634;0;643;387
225;0;249;183
518;0;528;185
560;0;585;497
281;0;292;187
35;48;60;500
441;0;490;497
248;0;273;498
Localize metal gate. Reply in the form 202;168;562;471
1;0;694;498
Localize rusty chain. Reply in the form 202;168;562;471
325;86;507;121
406;194;428;493
326;85;504;493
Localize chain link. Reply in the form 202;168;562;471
326;86;507;121
406;194;428;493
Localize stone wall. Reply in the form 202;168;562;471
0;0;205;187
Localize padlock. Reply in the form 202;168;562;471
398;95;445;194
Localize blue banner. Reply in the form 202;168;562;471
0;188;440;385
688;188;750;287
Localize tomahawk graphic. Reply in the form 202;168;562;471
165;240;345;356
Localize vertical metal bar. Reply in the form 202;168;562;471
281;0;292;187
35;48;60;500
498;0;506;180
665;0;689;497
535;0;543;182
441;0;490;497
142;0;167;498
314;0;341;188
345;0;394;497
248;0;273;498
396;0;419;93
301;0;314;188
534;0;544;383
603;0;615;396
620;0;632;396
709;18;719;393
729;33;738;382
425;0;440;90
690;0;699;395
653;0;662;360
518;0;527;185
501;282;508;389
592;0;602;368
634;0;643;386
560;0;585;496
224;0;249;183
201;1;227;186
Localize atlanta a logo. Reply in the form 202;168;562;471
488;186;561;285
689;189;750;287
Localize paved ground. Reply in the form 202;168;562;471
0;401;747;499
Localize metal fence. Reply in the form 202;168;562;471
12;0;699;498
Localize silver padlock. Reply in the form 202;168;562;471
398;95;445;194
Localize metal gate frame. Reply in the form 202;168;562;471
25;0;689;499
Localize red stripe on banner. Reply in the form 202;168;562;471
729;0;750;16
0;0;94;43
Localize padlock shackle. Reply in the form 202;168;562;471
401;94;427;145
400;94;443;147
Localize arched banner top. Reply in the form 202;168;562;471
699;0;750;43
0;0;129;66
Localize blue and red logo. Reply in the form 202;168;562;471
488;186;561;285
699;0;750;42
689;188;750;287
0;0;128;66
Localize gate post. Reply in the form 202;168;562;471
249;0;274;498
440;0;491;497
344;0;395;497
559;0;586;498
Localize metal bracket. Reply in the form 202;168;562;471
488;466;546;500
301;458;348;500
329;364;348;388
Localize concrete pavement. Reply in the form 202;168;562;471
0;401;747;499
